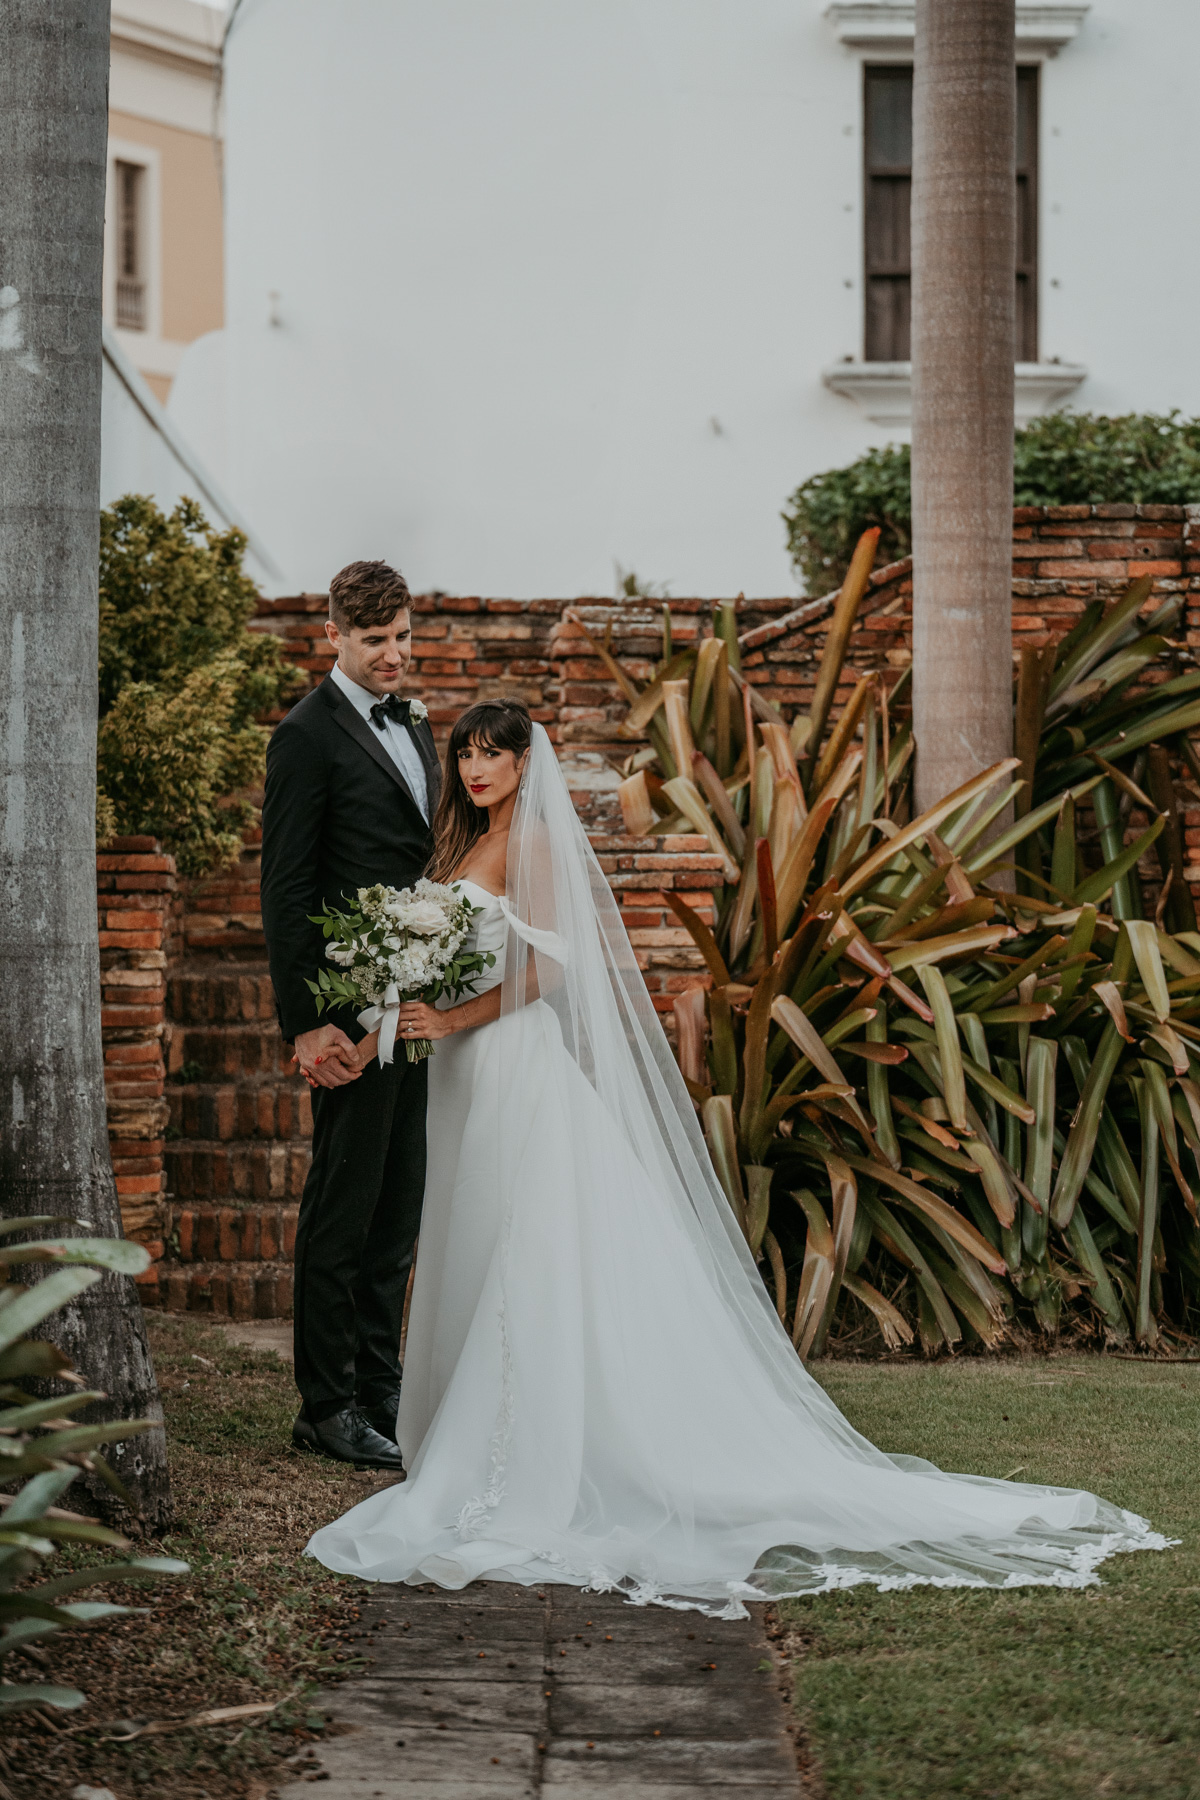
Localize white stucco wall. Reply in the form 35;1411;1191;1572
168;0;1200;598
102;327;284;591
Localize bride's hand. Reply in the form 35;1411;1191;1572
396;1000;454;1042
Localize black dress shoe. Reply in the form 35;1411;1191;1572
304;1405;405;1471
359;1394;401;1444
291;1407;318;1453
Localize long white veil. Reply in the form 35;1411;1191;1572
502;725;879;1442
487;725;1168;1604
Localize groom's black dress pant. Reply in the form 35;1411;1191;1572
293;1053;428;1423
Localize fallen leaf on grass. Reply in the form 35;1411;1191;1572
92;1697;287;1741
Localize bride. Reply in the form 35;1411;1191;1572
307;698;1169;1614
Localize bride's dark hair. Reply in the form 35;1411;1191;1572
427;698;533;883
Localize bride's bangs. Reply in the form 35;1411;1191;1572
449;700;532;762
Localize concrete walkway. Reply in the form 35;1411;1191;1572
279;1579;803;1798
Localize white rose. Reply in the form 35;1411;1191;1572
399;900;450;936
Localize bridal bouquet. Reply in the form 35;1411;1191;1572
306;879;495;1063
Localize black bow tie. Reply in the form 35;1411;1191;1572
369;693;411;730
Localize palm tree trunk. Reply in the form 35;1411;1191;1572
911;0;1016;813
0;0;171;1530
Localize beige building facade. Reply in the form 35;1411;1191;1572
107;0;225;404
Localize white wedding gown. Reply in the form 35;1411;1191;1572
307;728;1169;1614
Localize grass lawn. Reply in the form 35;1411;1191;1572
9;1322;1197;1799
782;1356;1200;1800
2;1312;394;1800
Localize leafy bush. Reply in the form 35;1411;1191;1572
97;496;301;876
592;534;1200;1353
783;444;913;598
784;412;1200;594
0;1218;187;1713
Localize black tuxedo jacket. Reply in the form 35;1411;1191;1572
260;675;442;1041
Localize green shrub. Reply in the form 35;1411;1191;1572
1012;410;1200;509
97;496;301;876
783;411;1200;593
782;443;912;597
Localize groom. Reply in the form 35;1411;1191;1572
260;560;441;1469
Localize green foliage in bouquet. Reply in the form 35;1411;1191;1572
582;533;1200;1355
0;1219;187;1713
308;882;497;1062
783;411;1200;594
97;495;302;875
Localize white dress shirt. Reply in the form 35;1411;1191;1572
330;662;430;822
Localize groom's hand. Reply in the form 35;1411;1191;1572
292;1024;362;1088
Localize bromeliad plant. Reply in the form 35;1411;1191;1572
0;1220;187;1714
573;533;1200;1354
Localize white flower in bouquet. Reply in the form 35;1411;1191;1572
307;879;494;1063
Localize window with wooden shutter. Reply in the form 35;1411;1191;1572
862;63;1039;364
863;66;913;363
1015;65;1039;363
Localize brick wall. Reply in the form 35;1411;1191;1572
251;592;795;832
112;503;1200;1317
98;838;176;1296
741;503;1200;715
253;592;794;749
593;837;724;1015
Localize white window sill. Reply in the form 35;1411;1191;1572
825;3;1090;56
822;360;1089;427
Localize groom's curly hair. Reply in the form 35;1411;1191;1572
328;560;412;631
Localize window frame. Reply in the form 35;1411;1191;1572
104;138;162;342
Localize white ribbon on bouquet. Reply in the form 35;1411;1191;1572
357;983;402;1066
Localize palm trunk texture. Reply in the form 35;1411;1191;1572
911;0;1017;813
0;0;170;1529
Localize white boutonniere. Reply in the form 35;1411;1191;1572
408;697;428;725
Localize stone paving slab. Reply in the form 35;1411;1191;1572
278;1581;802;1799
342;1677;544;1731
543;1737;796;1786
547;1680;781;1738
541;1785;797;1799
294;1723;537;1791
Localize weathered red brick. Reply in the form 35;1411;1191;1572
260;1211;280;1261
104;1042;163;1066
115;1173;163;1196
97;852;171;873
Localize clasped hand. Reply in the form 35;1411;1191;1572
292;1023;370;1088
292;1004;454;1086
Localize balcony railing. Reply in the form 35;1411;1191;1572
116;278;145;331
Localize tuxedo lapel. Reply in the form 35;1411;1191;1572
322;678;424;817
408;718;442;813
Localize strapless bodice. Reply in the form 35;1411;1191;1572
450;879;510;995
